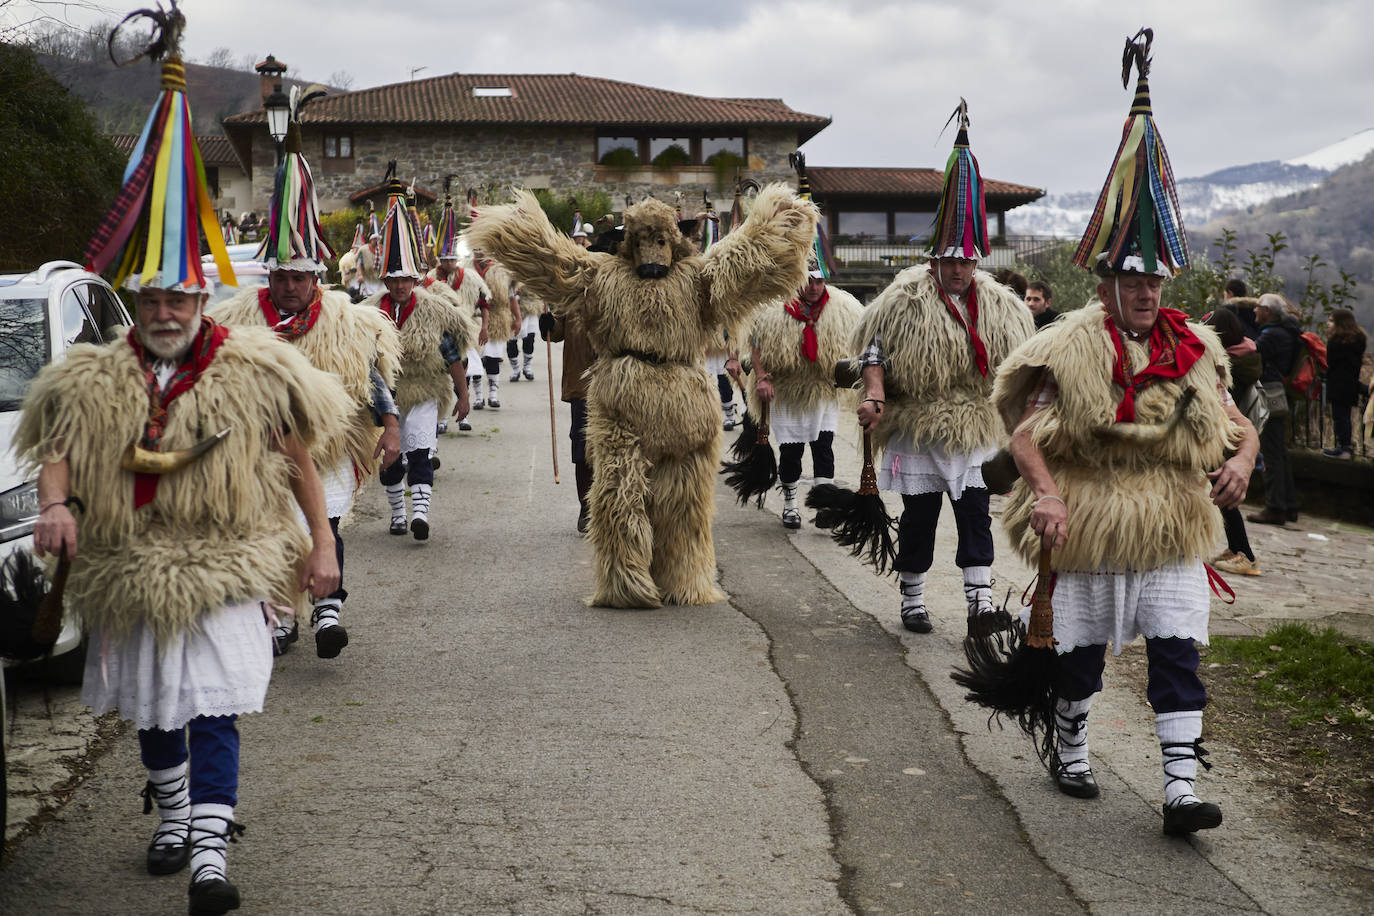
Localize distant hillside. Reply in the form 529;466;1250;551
1196;154;1374;324
1009;128;1374;243
36;53;325;138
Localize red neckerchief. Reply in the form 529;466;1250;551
126;317;230;508
380;293;418;328
257;287;321;341
783;289;829;362
931;269;988;377
1106;306;1206;422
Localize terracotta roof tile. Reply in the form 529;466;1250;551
108;132;241;167
808;166;1043;201
224;73;830;142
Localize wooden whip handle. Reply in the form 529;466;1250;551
1026;545;1057;650
756;402;771;446
858;429;878;495
31;547;70;649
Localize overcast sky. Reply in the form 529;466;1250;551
17;0;1374;193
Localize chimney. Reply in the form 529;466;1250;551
255;54;288;105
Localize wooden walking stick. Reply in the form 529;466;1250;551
807;427;896;573
951;543;1062;772
547;337;559;484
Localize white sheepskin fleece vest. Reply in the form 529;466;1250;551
209;287;401;479
746;284;862;416
992;302;1241;571
851;266;1034;455
15;328;352;642
362;287;477;412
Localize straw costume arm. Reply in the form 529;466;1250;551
701;183;818;333
466;191;604;321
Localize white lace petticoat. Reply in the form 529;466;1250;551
399;400;439;453
769;399;838;446
1024;560;1211;655
82;599;274;731
878;434;997;499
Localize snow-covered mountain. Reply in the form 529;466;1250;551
1007;128;1374;237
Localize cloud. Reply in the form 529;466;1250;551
25;0;1373;194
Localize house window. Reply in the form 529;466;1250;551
894;211;937;240
837;212;887;238
598;136;640;166
701;136;745;165
323;134;353;158
648;137;691;168
596;133;748;167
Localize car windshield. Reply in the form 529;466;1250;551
0;298;49;411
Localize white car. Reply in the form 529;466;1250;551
0;261;133;846
204;242;268;307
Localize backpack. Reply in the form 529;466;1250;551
1286;331;1327;401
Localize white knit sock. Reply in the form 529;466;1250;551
1157;710;1206;807
144;763;190;850
411;483;432;522
898;571;926;613
781;482;798;512
188;803;237;886
962;565;994;616
487;376;500;400
385;483;406;523
311;597;342;633
1055;696;1093;777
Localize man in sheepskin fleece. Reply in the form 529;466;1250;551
746;266;862;528
363;169;480;540
209;112;402;659
992;29;1259;836
472;251;523;409
855;101;1034;637
468;184;818;608
21;32;351;912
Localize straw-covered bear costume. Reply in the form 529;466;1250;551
467;184;818;607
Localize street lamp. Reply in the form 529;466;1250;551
264;82;291;146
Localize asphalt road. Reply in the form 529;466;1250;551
1;342;1370;914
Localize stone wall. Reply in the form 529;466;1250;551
247;124;806;216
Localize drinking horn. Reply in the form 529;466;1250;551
121;428;232;474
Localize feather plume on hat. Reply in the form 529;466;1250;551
787;151;835;278
1073;28;1188;277
84;2;234;292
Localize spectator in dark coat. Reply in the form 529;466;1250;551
1221;278;1260;339
1025;280;1059;330
1206;308;1262;574
1323;308;1367;459
1249;294;1302;526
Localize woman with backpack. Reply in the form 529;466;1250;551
1323;308;1368;460
1206;308;1263;575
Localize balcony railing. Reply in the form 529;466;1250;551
829;234;1071;271
1286;388;1370;460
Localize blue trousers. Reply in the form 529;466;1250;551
138;715;240;806
1054;637;1207;713
893;488;994;574
379;448;434;487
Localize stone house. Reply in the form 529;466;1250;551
222;71;832;216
